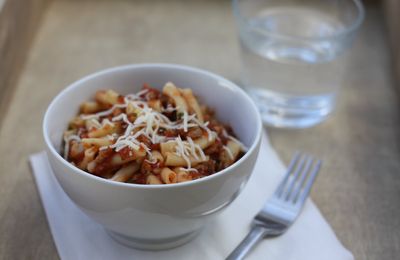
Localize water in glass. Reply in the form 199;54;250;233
239;6;349;128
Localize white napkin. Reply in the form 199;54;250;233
29;133;354;260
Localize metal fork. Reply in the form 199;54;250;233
226;152;322;260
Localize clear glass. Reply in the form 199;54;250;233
232;0;364;128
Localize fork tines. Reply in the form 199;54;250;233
275;152;322;206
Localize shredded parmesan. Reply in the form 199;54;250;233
63;83;252;186
180;167;198;173
145;158;158;164
183;111;189;132
112;113;130;124
136;88;149;97
78;88;242;174
171;136;206;171
124;89;149;101
195;144;207;161
162;105;177;112
174;136;192;168
186;137;199;160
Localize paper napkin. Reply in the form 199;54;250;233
29;133;354;260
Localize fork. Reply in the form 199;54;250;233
226;152;322;260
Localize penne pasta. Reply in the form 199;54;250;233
69;117;85;129
148;99;162;112
151;150;164;163
88;123;117;138
221;140;241;167
80;101;103;114
126;103;141;115
226;140;241;160
162;82;188;114
82;137;113;148
164;152;208;167
160;141;176;156
160;167;177;184
63;83;246;184
110;163;140;182
95;90;120;106
111;151;146;166
193;132;215;149
69;141;84;159
181;88;204;123
78;147;97;170
174;167;193;183
146;174;162;185
63;129;77;139
85;118;101;130
87;160;97;173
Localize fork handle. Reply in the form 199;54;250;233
226;225;266;260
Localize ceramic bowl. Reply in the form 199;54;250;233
43;64;262;250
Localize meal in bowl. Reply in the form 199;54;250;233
63;82;247;184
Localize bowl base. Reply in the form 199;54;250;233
106;228;202;250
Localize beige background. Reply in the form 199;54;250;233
0;0;49;118
0;0;399;259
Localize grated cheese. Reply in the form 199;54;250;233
183;110;189;132
162;105;177;113
79;89;241;173
125;89;149;101
179;167;198;173
112;113;130;124
174;136;192;168
186;137;199;160
172;136;207;171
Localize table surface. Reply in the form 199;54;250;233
0;1;399;259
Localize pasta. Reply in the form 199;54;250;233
63;82;247;184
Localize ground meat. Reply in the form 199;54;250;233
117;95;125;104
160;94;172;108
142;84;161;100
77;127;89;138
130;172;148;184
141;160;161;174
204;140;223;156
112;108;123;117
137;134;152;148
151;143;161;150
194;160;216;176
164;129;178;137
186;127;203;139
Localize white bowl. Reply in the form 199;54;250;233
43;64;262;250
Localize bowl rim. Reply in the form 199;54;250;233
43;63;263;189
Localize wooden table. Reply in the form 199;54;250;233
0;1;399;259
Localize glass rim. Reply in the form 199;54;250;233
232;0;365;42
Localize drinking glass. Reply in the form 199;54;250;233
232;0;364;128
